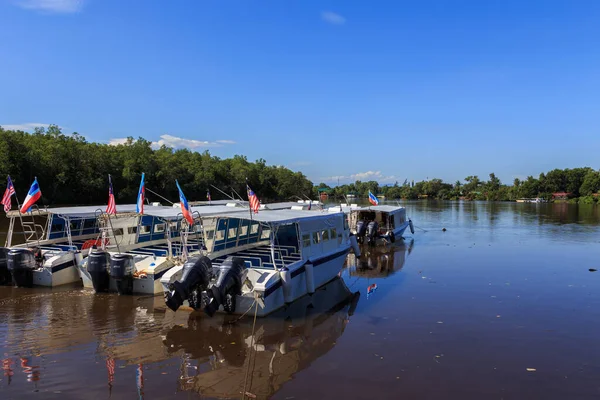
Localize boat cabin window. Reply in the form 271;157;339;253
250;224;259;235
330;228;337;239
69;221;80;231
127;226;137;235
216;230;225;240
239;226;248;237
113;228;124;236
260;227;271;240
228;227;238;239
154;224;166;233
50;223;65;233
139;225;151;234
312;231;320;244
194;225;203;233
83;219;97;229
205;230;215;240
169;222;178;231
344;217;349;230
321;230;329;241
302;234;311;248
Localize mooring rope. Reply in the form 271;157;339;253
241;300;260;399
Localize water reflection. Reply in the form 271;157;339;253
163;278;359;399
0;277;359;399
346;239;414;278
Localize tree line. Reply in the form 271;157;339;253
0;125;314;206
317;168;600;204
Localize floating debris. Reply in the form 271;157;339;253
526;368;536;372
589;269;597;272
437;321;444;324
442;228;447;232
245;392;257;399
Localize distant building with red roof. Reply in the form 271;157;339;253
552;192;571;200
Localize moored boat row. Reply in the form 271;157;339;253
1;198;414;318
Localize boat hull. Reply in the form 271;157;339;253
165;246;350;317
30;252;83;287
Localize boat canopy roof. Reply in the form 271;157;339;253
191;200;247;206
141;205;250;221
5;204;142;219
329;204;404;213
219;209;344;231
260;201;314;210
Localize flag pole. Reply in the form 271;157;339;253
8;176;30;248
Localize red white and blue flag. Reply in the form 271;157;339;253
1;176;16;213
136;173;145;214
176;180;194;225
368;191;379;206
247;184;260;213
106;175;117;215
207;189;211;202
20;178;42;213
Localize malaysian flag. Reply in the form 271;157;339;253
106;357;115;392
1;176;16;213
106;175;117;215
247;184;260;213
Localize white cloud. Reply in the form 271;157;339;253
107;134;236;150
108;138;129;146
15;0;86;13
351;170;382;180
321;11;346;25
1;122;60;131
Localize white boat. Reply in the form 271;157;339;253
1;205;140;287
78;205;250;296
161;209;353;317
345;205;414;246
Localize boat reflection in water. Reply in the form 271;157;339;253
163;277;359;398
99;277;359;399
0;277;358;399
346;239;414;278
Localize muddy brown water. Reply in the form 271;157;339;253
1;201;600;399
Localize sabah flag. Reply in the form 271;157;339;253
176;180;194;225
20;178;42;213
368;191;379;206
136;173;145;214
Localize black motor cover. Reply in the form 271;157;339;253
165;256;212;312
0;247;11;285
204;257;246;317
87;250;111;292
110;253;134;295
7;248;37;287
366;221;379;246
356;220;367;238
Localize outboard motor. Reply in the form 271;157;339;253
366;221;379;246
204;257;246;317
165;256;212;312
355;220;367;244
110;254;135;295
7;248;37;287
87;250;111;292
0;247;11;285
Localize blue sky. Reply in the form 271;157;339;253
1;0;599;186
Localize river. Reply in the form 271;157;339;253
1;201;600;399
